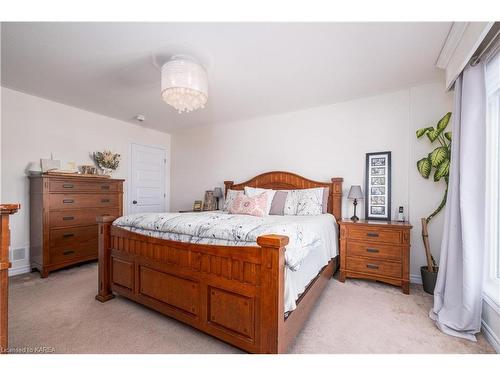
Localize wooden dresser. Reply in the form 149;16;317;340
29;175;124;277
339;219;412;294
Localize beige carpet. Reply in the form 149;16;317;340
8;262;495;354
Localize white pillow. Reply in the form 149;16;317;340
244;186;276;216
223;189;243;212
284;187;325;216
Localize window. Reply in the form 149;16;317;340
485;47;500;304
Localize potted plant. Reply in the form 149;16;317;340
93;150;121;176
415;112;452;294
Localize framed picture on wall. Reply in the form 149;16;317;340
365;151;392;221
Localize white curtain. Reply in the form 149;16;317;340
429;62;486;341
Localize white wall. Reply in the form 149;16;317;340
171;82;452;280
1;87;171;275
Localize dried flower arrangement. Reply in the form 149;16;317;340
93;150;121;175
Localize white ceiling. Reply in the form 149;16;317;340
1;22;451;133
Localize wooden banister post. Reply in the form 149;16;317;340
257;234;289;354
0;203;20;354
95;215;116;302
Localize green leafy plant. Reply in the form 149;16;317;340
416;112;452;271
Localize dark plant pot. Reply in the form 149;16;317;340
420;266;439;295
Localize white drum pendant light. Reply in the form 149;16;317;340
161;55;208;113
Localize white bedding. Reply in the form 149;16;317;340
113;211;338;313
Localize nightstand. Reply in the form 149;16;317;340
338;219;412;294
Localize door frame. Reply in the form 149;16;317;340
128;143;167;215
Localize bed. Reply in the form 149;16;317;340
95;171;343;353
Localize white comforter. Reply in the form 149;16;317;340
113;211;338;312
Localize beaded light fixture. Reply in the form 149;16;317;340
161;55;208;113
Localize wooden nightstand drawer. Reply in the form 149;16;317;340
346;241;402;261
339;219;412;294
346;257;401;279
347;226;401;244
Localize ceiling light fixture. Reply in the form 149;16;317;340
161;55;208;114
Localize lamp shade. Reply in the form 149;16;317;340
213;187;223;198
348;185;364;200
161;55;208;113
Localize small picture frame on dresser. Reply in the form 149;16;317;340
365;151;392;220
193;200;203;211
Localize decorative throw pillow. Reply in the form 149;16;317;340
228;192;269;217
322;187;329;214
223;189;243;212
284;187;325;216
269;191;288;215
244;186;276;215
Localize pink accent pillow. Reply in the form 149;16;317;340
228;192;269;217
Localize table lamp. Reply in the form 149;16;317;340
214;187;223;210
348;185;363;221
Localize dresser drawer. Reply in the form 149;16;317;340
346;256;401;279
49;208;120;228
347;226;401;244
49;241;97;264
49;225;98;248
49;179;119;193
49;193;119;210
346;241;402;261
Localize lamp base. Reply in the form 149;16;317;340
350;215;359;222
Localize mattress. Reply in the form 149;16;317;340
113;211;338;313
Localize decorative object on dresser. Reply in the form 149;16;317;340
202;190;216;211
347;185;363;221
415;112;452;294
193;200;203;211
365;151;392;220
96;171;343;353
92;150;121;176
339;219;412;294
79;165;97;175
29;174;124;278
213;187;223;210
0;203;20;354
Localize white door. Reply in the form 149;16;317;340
129;143;166;214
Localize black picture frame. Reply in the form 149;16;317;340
365;151;392;221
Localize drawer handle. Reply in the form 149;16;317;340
366;232;379;237
63;199;74;204
366;264;379;270
62;216;74;221
101;199;110;203
62;184;74;188
366;248;379;253
62;250;75;256
62;233;74;238
101;185;110;190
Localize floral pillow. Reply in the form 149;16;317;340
244;186;276;215
227;192;269;217
284;187;325;216
223;189;243;212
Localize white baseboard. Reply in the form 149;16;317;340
8;265;31;276
482;319;500;353
410;273;422;284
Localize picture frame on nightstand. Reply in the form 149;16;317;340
365;151;392;221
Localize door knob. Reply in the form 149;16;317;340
132;200;137;204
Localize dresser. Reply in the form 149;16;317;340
29;175;124;277
338;219;412;294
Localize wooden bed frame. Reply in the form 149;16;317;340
96;171;343;353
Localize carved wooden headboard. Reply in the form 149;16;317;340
224;171;343;220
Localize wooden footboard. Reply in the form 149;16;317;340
95;216;337;354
